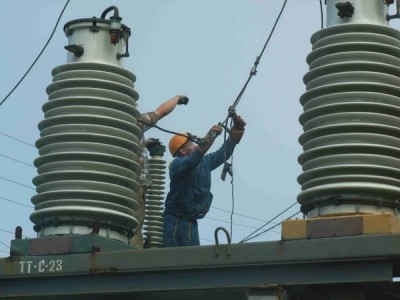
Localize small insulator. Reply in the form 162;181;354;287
143;139;166;248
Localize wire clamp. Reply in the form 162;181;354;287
221;162;233;181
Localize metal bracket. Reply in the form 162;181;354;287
64;44;84;57
90;20;100;32
117;28;130;59
214;227;232;257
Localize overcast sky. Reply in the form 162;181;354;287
1;0;397;256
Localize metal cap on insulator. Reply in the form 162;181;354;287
143;138;167;248
326;0;389;27
63;9;130;66
146;138;166;157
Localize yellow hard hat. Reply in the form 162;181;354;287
169;133;188;157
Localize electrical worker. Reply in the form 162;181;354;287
130;95;189;248
163;115;246;247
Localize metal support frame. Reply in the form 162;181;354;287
1;234;400;299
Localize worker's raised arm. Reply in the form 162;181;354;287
204;115;246;171
197;125;223;154
155;95;189;120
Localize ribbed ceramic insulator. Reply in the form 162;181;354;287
298;22;400;218
143;156;166;248
30;18;142;243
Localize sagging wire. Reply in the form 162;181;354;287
137;119;185;137
137;119;209;146
0;0;71;107
239;202;298;243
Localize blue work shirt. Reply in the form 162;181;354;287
164;140;236;220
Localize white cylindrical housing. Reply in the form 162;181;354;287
326;0;389;27
64;18;129;66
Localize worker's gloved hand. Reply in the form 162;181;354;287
198;125;222;154
207;125;223;141
178;95;189;105
229;115;246;144
232;115;246;130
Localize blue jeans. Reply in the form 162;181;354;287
163;214;200;247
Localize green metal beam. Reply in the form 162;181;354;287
1;234;400;299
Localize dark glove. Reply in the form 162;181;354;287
229;128;244;144
198;125;222;154
207;125;222;141
232;115;246;130
178;95;189;105
229;115;245;144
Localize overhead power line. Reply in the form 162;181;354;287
0;176;35;190
0;0;71;107
0;131;35;148
0;153;35;167
0;240;10;249
0;228;31;239
211;206;276;223
205;215;279;233
239;202;298;243
0;228;15;235
239;211;301;243
0;196;33;208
